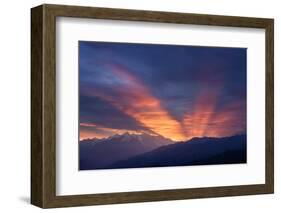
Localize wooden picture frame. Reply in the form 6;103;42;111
31;4;274;208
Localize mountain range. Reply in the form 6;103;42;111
79;133;246;170
79;133;173;170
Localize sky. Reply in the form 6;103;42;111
79;41;246;141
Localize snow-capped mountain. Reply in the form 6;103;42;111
79;132;174;170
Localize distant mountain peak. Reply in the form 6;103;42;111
80;132;174;145
80;131;174;170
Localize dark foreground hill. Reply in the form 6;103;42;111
107;135;246;169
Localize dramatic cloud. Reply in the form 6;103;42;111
80;95;150;132
79;41;246;141
80;62;186;140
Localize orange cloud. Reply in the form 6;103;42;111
89;63;186;141
183;88;245;140
204;101;246;137
183;86;219;139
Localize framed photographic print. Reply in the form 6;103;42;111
31;4;274;208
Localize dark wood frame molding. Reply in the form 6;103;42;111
31;4;274;208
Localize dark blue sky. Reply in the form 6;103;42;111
79;41;246;141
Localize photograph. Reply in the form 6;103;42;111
1;0;276;211
78;41;247;170
30;4;274;208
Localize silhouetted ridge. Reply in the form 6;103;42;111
107;135;246;169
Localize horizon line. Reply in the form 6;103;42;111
79;132;247;143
